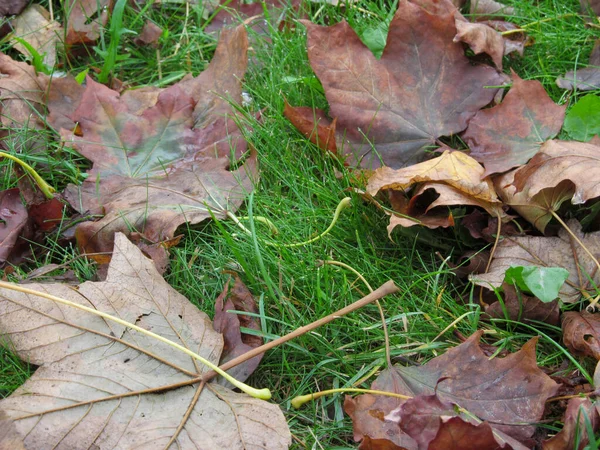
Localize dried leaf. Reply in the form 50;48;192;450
0;233;291;449
485;283;560;326
213;275;264;386
543;397;599;450
133;20;163;47
10;4;62;68
463;71;566;175
60;27;256;262
471;220;600;303
470;0;515;19
45;75;85;132
283;102;337;154
0;0;28;16
300;0;504;169
454;20;505;69
557;68;600;91
65;0;111;48
563;311;600;360
345;331;558;448
0;188;28;264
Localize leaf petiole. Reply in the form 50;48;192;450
291;387;412;409
0;280;271;400
0;151;55;199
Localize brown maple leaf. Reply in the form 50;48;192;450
562;311;600;360
463;71;566;176
296;0;504;169
58;26;256;264
64;0;111;48
542;397;599;450
0;233;291;449
345;331;558;448
471;220;600;303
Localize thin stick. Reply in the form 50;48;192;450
203;280;399;380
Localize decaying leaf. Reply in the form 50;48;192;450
387;394;528;450
59;26;256;263
0;188;28;264
64;0;111;48
367;150;505;230
345;331;558;448
454;20;505;69
470;0;515;18
542;397;599;450
0;233;291;449
562;311;600;360
471;220;600;303
0;0;28;17
463;72;566;175
204;0;301;34
283;101;337;154
213;274;264;386
10;4;62;68
133;20;163;47
485;283;560;326
298;0;504;169
556;39;600;91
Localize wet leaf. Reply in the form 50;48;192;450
471;220;600;303
59;27;256;264
213;275;264;386
345;331;558;448
463;71;566;175
0;233;291;449
563;311;600;360
564;95;600;141
299;0;504;169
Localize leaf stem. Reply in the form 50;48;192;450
0;280;271;400
0;151;55;198
291;388;412;409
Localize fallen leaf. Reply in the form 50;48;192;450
0;233;292;449
454;20;505;69
45;75;85;132
60;26;256;262
471;220;600;303
511;140;600;206
580;0;600;17
556;68;600;91
563;311;600;360
345;331;558;448
0;188;28;265
213;275;264;386
64;0;111;48
485;283;560;326
542;397;599;450
563;95;600;142
470;0;515;19
10;4;62;68
204;0;300;34
388;394;527;450
133;20;163;47
0;0;28;16
283;101;337;154
299;0;504;169
463;71;566;176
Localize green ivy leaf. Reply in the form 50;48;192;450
564;94;600;142
504;266;569;303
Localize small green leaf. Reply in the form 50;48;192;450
564;95;600;142
360;22;388;59
504;266;569;303
75;68;89;85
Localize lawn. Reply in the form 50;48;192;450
0;0;599;448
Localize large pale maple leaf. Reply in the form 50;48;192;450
59;26;256;260
297;0;505;169
0;233;291;449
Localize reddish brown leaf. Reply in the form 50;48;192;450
557;68;600;91
345;332;558;448
472;220;600;303
213;275;264;385
454;20;505;69
543;397;599;450
59;27;256;262
45;75;85;132
430;417;518;450
0;188;28;264
463;71;566;175
300;0;504;169
581;0;600;17
204;0;300;34
283;102;337;154
470;0;515;19
563;311;600;360
65;0;111;48
485;283;560;326
133;21;163;47
0;0;28;16
28;198;65;232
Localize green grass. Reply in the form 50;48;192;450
0;0;599;447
